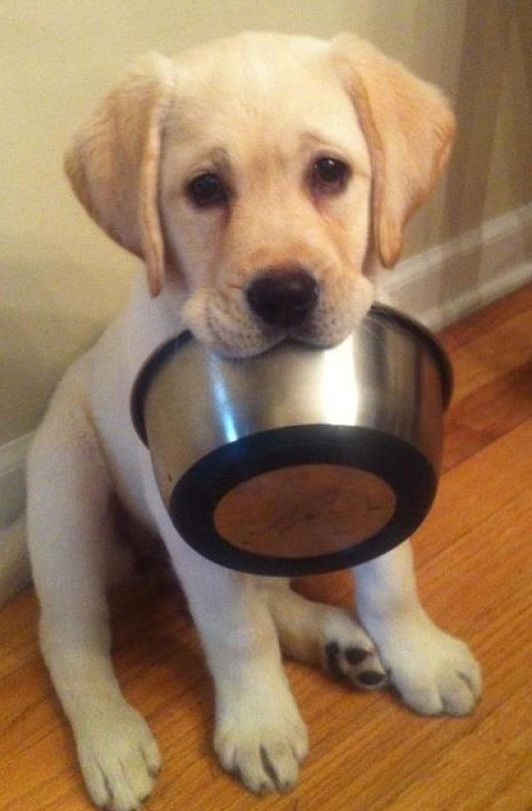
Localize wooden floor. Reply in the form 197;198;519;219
1;285;531;811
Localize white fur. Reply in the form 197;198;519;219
4;32;480;810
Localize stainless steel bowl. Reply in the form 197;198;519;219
131;304;452;576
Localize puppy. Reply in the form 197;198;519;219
25;32;481;811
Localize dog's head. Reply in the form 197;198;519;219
65;32;454;356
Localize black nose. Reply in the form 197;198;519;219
246;268;319;327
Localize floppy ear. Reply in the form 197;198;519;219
64;53;175;296
331;34;455;267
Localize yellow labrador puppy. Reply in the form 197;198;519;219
26;32;481;811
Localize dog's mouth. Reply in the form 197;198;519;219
182;272;374;358
181;290;283;358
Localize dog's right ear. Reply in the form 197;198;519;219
64;53;175;297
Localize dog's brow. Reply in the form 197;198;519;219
300;130;347;153
193;146;232;175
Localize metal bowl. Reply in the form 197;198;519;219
131;304;452;576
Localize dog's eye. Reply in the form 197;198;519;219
187;173;227;208
312;157;350;193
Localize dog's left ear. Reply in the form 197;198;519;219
64;53;175;296
331;34;455;267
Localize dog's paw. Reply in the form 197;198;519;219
214;677;308;794
75;702;161;811
321;610;388;690
371;612;482;716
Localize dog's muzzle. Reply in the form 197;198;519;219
246;268;319;328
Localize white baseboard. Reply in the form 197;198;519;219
0;433;32;528
381;202;532;328
1;203;531;528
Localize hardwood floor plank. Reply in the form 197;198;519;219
442;358;532;471
438;283;532;354
443;306;532;403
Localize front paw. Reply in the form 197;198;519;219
214;676;308;794
369;613;482;716
74;701;161;811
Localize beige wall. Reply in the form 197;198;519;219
1;0;531;444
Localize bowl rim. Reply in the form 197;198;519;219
130;303;453;446
168;423;438;576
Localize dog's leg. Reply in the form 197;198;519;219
154;511;308;795
27;366;160;811
354;539;482;715
262;579;387;689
